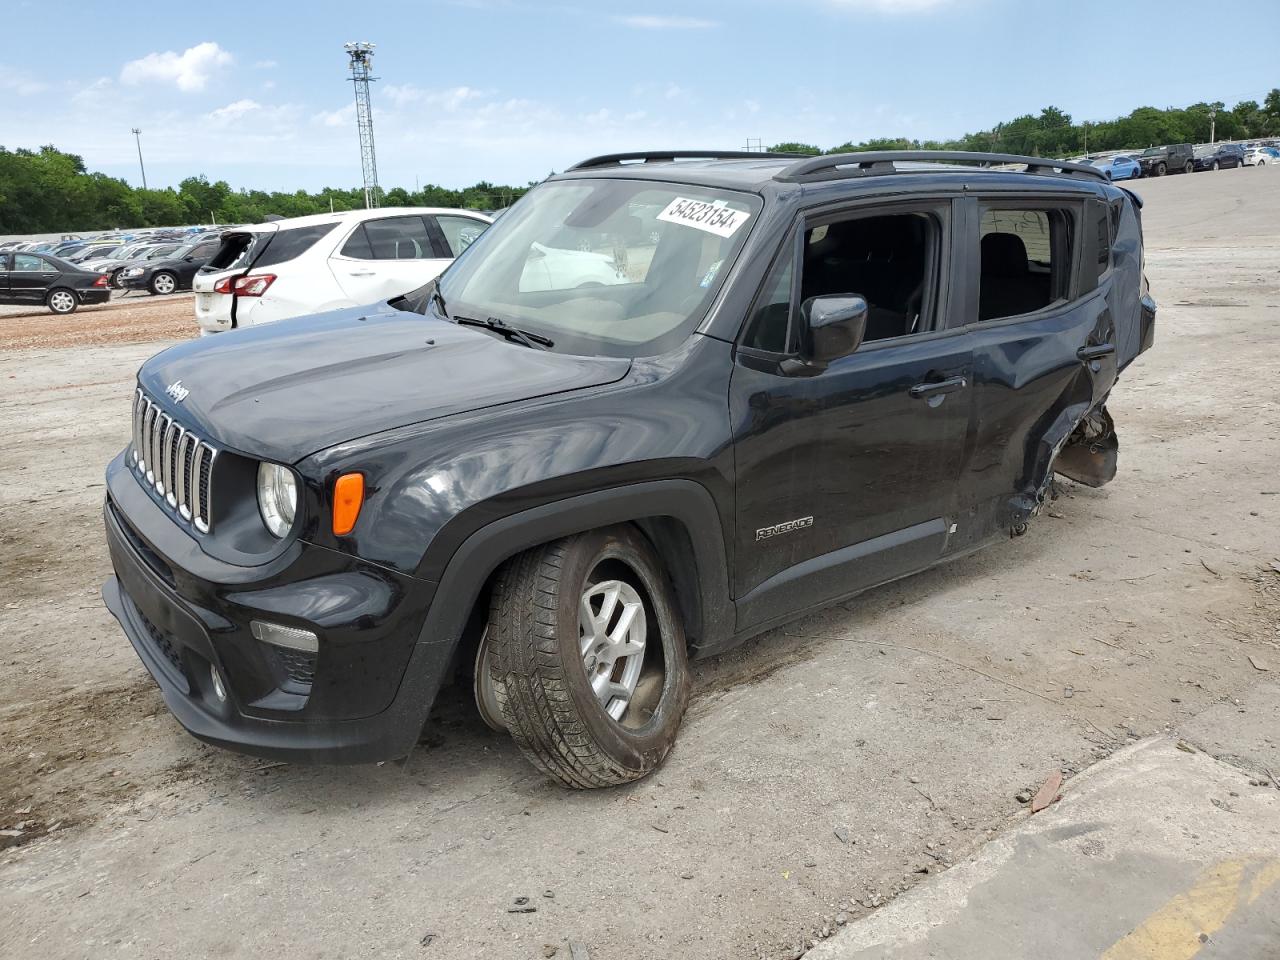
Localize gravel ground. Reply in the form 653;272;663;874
0;292;196;350
1;168;1279;960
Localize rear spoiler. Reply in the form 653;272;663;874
1120;186;1143;209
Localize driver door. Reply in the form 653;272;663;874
729;199;972;631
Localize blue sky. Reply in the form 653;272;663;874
2;0;1277;192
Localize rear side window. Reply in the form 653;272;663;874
252;224;338;269
977;207;1073;321
434;216;488;257
341;216;435;260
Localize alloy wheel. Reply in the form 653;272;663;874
48;290;76;313
578;578;647;721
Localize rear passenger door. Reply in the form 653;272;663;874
729;198;972;630
953;194;1118;551
0;255;10;302
329;215;452;304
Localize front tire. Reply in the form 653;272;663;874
1155;162;1167;177
1211;160;1219;171
488;525;690;788
1184;161;1194;174
47;288;78;314
149;271;177;296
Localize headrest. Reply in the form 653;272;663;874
981;232;1029;277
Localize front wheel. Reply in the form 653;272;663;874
47;288;78;315
149;271;177;296
1184;161;1194;174
1211;160;1219;171
487;525;690;788
1155;162;1167;177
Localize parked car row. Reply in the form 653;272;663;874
1075;139;1278;179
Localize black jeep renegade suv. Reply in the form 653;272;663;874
102;150;1156;788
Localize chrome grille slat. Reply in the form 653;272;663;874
130;387;217;533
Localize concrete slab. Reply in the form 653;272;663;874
807;737;1280;960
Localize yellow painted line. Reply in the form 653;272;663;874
1102;859;1280;960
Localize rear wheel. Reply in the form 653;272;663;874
486;525;690;788
149;271;177;296
47;288;78;315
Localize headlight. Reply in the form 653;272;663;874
257;462;298;538
122;267;143;277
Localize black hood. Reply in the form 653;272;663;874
138;302;631;463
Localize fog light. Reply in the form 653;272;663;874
210;664;227;702
251;620;319;653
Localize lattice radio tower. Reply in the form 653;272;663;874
344;42;381;208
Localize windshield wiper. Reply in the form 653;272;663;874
430;284;449;319
453;315;553;350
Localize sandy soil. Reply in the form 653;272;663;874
0;293;196;350
1;169;1278;960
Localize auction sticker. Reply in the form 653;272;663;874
656;197;751;238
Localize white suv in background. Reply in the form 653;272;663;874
193;207;492;334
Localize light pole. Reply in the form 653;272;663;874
131;128;148;190
1209;107;1217;145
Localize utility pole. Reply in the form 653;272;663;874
1209;106;1217;145
131;128;148;190
1083;121;1089;157
344;42;381;209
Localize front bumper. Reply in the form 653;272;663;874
101;455;452;763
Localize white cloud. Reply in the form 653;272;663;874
0;65;48;96
120;42;232;92
617;15;718;29
208;99;262;123
383;84;484;112
822;0;959;10
313;103;355;127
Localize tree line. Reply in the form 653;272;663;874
771;90;1280;160
4;91;1278;234
0;145;534;235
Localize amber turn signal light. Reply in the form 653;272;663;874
332;473;364;536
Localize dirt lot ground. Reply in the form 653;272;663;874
0;292;195;350
2;169;1279;960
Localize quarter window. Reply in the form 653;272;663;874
978;207;1073;321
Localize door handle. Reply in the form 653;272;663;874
348;270;376;277
1077;343;1115;362
909;375;968;399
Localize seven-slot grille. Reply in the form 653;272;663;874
131;388;217;532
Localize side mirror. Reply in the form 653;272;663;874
802;294;868;364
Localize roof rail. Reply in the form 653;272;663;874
775;151;1107;184
568;150;804;171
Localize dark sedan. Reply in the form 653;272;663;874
0;252;111;314
118;238;221;295
1193;143;1245;171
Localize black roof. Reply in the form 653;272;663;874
554;150;1109;195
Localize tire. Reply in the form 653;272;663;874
1155;162;1167;177
1184;161;1194;174
47;288;78;315
109;268;125;289
487;524;690;789
1211;160;1219;171
148;271;177;296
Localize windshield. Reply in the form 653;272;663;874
1141;148;1163;157
433;178;762;358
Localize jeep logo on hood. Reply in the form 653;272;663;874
165;380;189;403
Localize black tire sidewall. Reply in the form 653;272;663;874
550;526;690;774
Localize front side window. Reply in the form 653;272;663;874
978;207;1073;321
434;178;762;358
435;215;489;258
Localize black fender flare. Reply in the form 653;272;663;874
412;478;734;659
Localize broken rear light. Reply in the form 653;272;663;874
215;274;277;297
93;274;110;287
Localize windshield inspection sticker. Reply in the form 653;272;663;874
656;197;751;238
